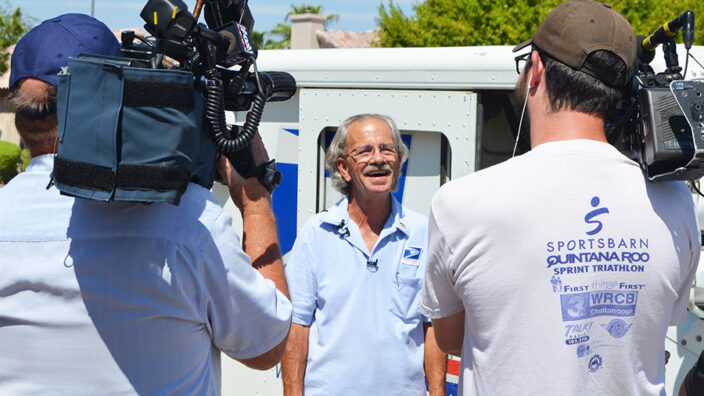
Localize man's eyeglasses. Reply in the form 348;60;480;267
346;144;398;162
514;52;531;75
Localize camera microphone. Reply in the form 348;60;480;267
214;22;256;67
640;11;694;57
683;10;695;50
203;0;254;34
636;35;656;65
218;29;238;54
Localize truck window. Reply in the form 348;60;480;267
476;90;529;170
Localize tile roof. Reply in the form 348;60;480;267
316;29;379;48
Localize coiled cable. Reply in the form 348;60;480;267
204;74;265;153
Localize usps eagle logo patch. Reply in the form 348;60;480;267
402;246;422;266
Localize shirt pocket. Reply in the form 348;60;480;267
389;276;422;322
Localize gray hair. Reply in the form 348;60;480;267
8;79;58;154
7;80;57;116
325;113;409;195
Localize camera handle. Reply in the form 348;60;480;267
204;70;281;191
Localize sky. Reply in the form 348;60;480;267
5;0;415;35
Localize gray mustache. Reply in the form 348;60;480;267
362;163;393;176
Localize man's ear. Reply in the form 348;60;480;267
337;157;352;182
530;49;545;89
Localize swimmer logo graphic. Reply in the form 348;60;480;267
585;196;609;236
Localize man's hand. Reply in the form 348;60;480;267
216;132;271;213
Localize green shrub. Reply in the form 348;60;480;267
20;148;30;171
0;140;21;183
377;0;704;47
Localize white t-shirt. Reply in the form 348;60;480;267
420;140;700;395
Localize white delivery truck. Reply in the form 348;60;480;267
211;45;704;395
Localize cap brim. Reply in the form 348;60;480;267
512;39;532;53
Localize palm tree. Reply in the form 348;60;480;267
264;23;291;49
251;26;290;50
287;4;322;15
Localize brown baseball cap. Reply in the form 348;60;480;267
513;0;636;87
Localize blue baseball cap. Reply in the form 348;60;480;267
10;13;120;88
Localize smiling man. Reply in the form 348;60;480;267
282;113;447;395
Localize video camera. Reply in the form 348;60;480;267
614;10;704;182
127;0;296;180
52;0;296;204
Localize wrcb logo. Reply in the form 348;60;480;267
560;290;638;321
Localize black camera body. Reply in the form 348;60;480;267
125;0;295;182
631;86;694;178
618;11;704;181
52;0;296;204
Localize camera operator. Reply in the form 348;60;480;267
419;1;700;394
0;13;291;395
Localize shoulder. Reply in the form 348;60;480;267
301;196;352;234
297;209;338;241
637;176;694;209
78;183;224;245
166;183;235;248
649;179;694;199
431;161;512;212
178;183;224;229
0;172;75;240
645;179;698;220
399;205;427;231
123;182;223;231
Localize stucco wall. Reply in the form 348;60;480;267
0;93;20;147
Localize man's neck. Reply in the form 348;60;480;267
530;108;608;148
347;192;391;236
30;148;55;157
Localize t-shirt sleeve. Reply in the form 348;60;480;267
284;225;318;326
203;211;292;360
670;195;702;325
419;205;464;319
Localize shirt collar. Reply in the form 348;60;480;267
24;154;55;173
319;195;410;237
531;139;620;155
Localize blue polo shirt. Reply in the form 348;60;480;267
285;196;428;396
0;155;292;395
